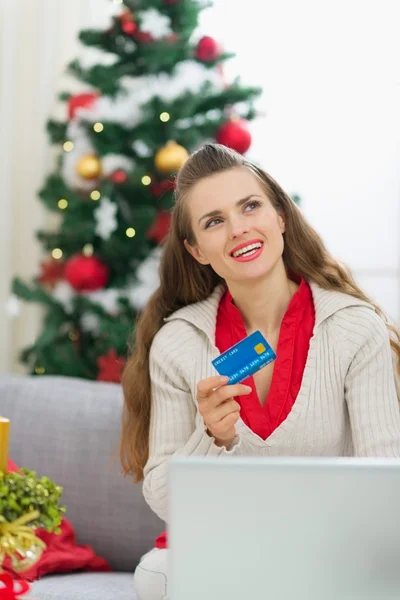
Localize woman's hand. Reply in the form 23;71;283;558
197;376;251;447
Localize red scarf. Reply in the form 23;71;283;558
215;277;315;439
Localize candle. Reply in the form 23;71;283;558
0;417;10;474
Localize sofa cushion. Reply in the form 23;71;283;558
0;374;163;572
30;572;137;600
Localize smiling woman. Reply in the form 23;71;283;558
121;143;400;600
183;167;286;294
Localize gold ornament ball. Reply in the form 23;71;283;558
76;154;102;180
154;141;189;174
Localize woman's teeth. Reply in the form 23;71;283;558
232;242;262;258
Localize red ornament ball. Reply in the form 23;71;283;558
196;36;221;62
122;20;137;35
215;119;252;154
68;93;98;120
110;169;128;184
64;254;109;292
120;11;137;35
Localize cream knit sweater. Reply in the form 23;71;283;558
143;282;400;522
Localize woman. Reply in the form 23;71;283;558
121;143;400;600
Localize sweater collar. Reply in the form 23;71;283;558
164;280;373;344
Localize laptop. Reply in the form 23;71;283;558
168;457;400;600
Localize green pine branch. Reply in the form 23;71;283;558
47;120;68;145
36;225;95;255
27;336;96;379
39;174;85;212
122;0;210;14
12;278;66;315
196;82;262;113
69;47;234;96
67;60;123;97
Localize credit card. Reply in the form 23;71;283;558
212;330;277;384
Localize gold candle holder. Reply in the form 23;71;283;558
0;417;10;474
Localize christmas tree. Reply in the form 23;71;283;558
11;0;262;382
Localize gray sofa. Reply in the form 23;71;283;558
0;374;163;600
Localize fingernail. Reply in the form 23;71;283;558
245;386;252;392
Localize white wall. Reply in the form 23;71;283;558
200;0;400;322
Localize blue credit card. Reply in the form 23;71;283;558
212;330;277;384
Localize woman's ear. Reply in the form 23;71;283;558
277;212;286;234
184;239;210;265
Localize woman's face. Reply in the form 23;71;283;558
184;167;286;286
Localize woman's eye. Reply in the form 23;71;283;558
244;200;261;212
205;218;222;229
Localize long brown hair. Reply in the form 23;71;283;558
121;143;400;481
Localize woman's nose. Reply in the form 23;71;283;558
228;216;249;239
